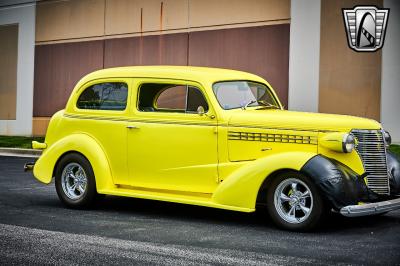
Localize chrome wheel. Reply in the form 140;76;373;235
61;162;88;200
274;178;313;224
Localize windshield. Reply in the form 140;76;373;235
212;81;279;110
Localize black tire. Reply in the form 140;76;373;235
55;153;97;208
266;172;325;231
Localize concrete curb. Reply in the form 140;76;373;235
0;148;41;158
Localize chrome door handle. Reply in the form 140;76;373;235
126;125;139;129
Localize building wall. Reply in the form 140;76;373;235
0;0;398;142
33;40;104;117
0;24;18;120
381;0;400;143
288;0;320;112
32;0;291;135
289;0;399;142
0;2;35;136
319;0;383;121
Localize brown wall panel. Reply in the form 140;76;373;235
34;25;289;118
105;0;188;35
0;24;18;120
189;0;290;28
319;0;383;120
104;33;188;67
36;0;105;42
32;117;51;136
188;24;290;106
33;40;104;116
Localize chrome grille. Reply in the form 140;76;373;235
351;129;390;195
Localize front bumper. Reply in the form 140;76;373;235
340;197;400;217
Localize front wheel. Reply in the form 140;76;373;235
55;153;97;208
266;172;325;231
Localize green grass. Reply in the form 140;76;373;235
0;136;45;149
389;144;400;158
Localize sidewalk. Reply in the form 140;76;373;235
0;148;41;158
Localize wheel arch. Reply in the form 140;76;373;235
33;133;114;191
256;168;301;207
211;152;317;210
52;150;89;179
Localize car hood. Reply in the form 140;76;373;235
227;109;381;132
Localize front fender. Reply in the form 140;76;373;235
387;151;400;195
212;152;316;210
300;155;379;210
33;133;114;191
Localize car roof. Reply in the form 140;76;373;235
75;66;267;88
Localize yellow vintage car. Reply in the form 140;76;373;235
28;66;400;231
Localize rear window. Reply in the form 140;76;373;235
77;82;128;111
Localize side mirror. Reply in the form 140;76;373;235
197;106;215;119
197;106;205;116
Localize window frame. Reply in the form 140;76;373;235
76;81;129;111
212;80;281;110
73;78;131;115
136;81;210;114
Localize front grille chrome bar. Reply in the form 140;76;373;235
351;129;390;195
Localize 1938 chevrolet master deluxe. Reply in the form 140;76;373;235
27;66;400;231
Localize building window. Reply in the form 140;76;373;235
77;82;128;110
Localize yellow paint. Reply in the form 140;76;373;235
32;141;47;149
319;132;354;154
32;66;383;212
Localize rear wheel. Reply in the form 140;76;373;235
55;153;97;208
266;172;324;231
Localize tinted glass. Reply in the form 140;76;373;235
212;81;278;110
77;82;128;110
187;86;208;112
138;83;209;113
156;85;186;110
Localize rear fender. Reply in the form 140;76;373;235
33;133;114;192
212;152;317;209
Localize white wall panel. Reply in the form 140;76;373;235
0;3;35;135
381;0;400;143
288;0;320;112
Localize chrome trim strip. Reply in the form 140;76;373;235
340;198;400;217
64;113;216;127
228;131;317;145
228;123;336;133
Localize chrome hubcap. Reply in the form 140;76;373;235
274;178;313;224
61;163;87;200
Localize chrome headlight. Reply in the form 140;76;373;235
383;130;391;147
342;134;355;153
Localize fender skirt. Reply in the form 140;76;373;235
300;155;380;210
388;151;400;195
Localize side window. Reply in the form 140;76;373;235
187;86;208;112
138;83;209;113
77;82;128;110
156;85;186;110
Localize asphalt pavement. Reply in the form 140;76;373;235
0;156;399;265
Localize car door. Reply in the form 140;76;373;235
124;79;219;194
73;78;131;185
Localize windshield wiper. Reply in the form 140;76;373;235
256;100;280;109
242;100;280;110
242;100;257;110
